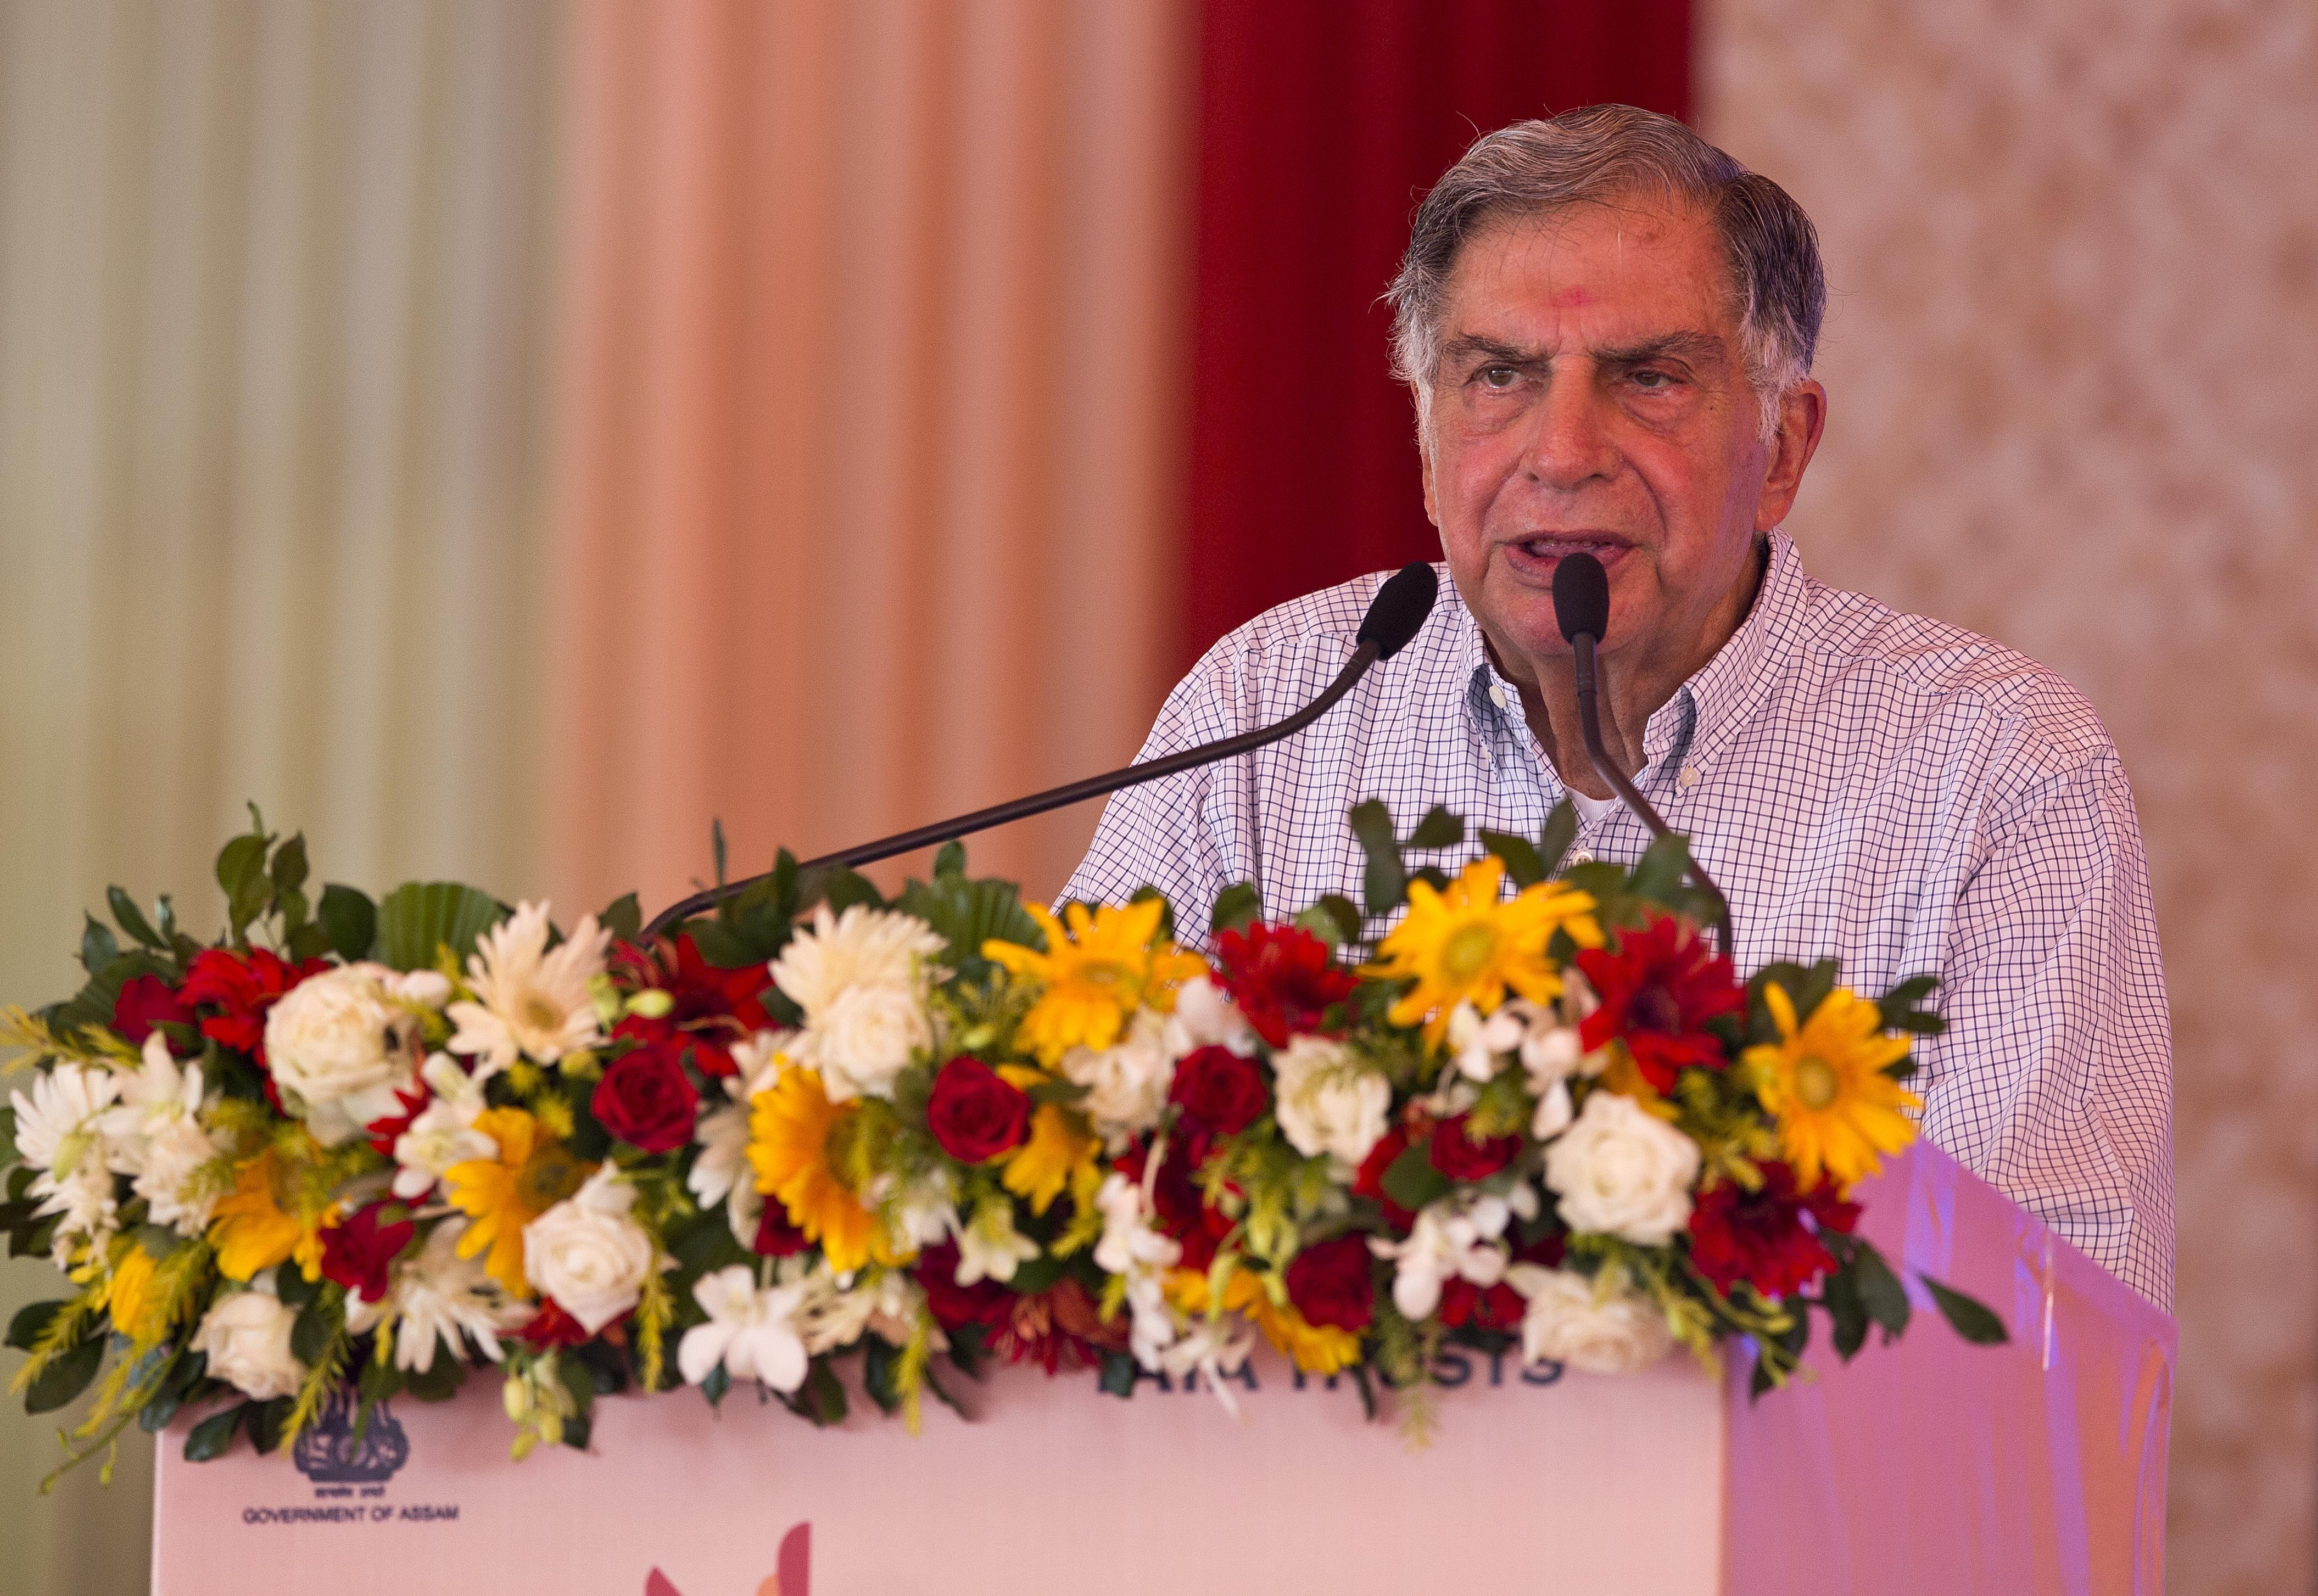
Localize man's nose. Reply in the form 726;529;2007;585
1521;363;1620;489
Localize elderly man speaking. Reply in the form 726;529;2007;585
1063;105;2172;1310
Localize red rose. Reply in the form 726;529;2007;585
754;1200;812;1258
591;1043;701;1153
178;947;331;1063
320;1203;417;1302
1439;1278;1526;1331
1429;1113;1520;1182
516;1297;597;1349
916;1240;1009;1331
1168;1045;1269;1136
1284;1234;1376;1333
925;1057;1030;1163
1353;1124;1417;1231
1213;922;1356;1047
1573;914;1744;1094
1119;1132;1236;1274
111;974;193;1050
1686;1161;1857;1298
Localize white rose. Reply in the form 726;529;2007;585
191;1287;306;1400
1507;1263;1674;1375
807;981;934;1102
1165;976;1260;1057
1271;1035;1391;1172
1059;1008;1177;1139
1542;1090;1700;1245
263;965;420;1146
523;1168;661;1333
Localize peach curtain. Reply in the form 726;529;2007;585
546;0;1192;922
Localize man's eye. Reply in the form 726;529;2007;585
1629;368;1675;390
1479;366;1520;390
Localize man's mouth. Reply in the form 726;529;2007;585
1502;533;1633;574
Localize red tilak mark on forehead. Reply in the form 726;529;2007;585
1554;287;1593;309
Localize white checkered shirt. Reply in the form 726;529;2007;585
1064;530;2174;1309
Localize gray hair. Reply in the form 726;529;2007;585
1386;105;1825;444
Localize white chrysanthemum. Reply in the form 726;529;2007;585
522;1166;662;1334
1370;1193;1514;1321
446;902;612;1079
135;1118;225;1235
99;1037;221;1231
1058;1007;1178;1142
1506;1263;1674;1375
769;905;945;1102
790;1261;924;1356
12;1062;121;1176
1271;1035;1392;1174
679;1267;809;1392
391;1054;496;1202
345;1219;526;1374
725;1030;794;1097
264;964;424;1146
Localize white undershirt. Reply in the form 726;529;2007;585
1567;782;1625;828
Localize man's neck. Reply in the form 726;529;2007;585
1487;542;1769;801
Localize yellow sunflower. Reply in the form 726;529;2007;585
748;1066;904;1274
1743;983;1921;1194
1001;1100;1102;1217
1167;1268;1362;1376
984;899;1207;1066
209;1146;337;1284
1365;857;1602;1046
444;1107;593;1295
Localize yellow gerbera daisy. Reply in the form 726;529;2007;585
1744;983;1922;1194
1365;857;1602;1046
748;1067;904;1274
1001;1101;1102;1217
104;1243;166;1346
984;899;1207;1066
1167;1268;1362;1376
209;1146;336;1284
443;1107;592;1295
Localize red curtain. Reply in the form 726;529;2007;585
1183;0;1691;670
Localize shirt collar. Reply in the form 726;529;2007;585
1455;529;1809;784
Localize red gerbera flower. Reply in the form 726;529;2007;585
1573;914;1743;1093
516;1297;600;1350
610;933;775;1078
111;974;193;1050
1439;1279;1526;1331
1213;922;1356;1048
983;1277;1129;1375
319;1202;417;1303
1686;1160;1860;1300
178;947;332;1066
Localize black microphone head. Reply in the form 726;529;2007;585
1356;562;1438;661
1552;552;1611;644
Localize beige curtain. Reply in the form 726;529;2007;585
545;0;1190;922
0;2;566;1587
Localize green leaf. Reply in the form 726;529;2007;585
1209;882;1263;937
1824;1265;1868;1361
1478;830;1546;888
290;1303;336;1367
598;892;642;945
245;1396;292;1455
1403;805;1465;851
1627;834;1694;906
403;1354;464;1403
1348;800;1405;916
862;1337;902;1415
711;818;730;891
108;887;163;949
183;1402;248;1461
356;1356;403;1408
270;834;310;896
932;841;967;879
79;916;120;977
700;1363;730;1409
139;1387;184;1433
215;832;269;904
317;885;377;962
1854;1242;1912;1342
24;1336;104;1414
803;1359;847;1426
1922;1275;2009;1346
685;919;760;970
1536;799;1578;877
897;871;1042;976
1878;975;1945;1037
1380;1143;1451;1215
1294;895;1363;949
373;883;506;972
1097;1349;1138;1399
5;1300;63;1351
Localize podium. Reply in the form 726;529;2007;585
150;1143;2173;1595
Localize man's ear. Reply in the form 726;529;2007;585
1755;377;1827;532
1415;385;1439;527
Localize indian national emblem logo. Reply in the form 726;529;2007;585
291;1387;411;1486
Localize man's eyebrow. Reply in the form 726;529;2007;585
1594;330;1728;368
1439;333;1544;367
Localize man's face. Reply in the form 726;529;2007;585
1418;197;1818;679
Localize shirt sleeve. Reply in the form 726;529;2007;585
1916;746;2175;1309
1057;636;1266;947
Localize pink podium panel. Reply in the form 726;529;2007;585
151;1144;2172;1595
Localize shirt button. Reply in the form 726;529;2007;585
1678;764;1700;791
1568;848;1594;867
1488;684;1508;709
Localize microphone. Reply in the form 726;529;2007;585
1550;553;1735;955
641;562;1441;938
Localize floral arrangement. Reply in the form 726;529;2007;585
1;803;2000;1481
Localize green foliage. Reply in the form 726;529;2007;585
898;848;1042;980
373;882;507;972
23;1335;103;1414
1478;830;1546;888
1294;895;1362;949
1379;1142;1450;1216
597;892;643;945
183;1402;248;1461
1209;882;1263;937
1923;1274;2009;1345
317;884;377;962
1535;799;1578;878
1348;801;1404;915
